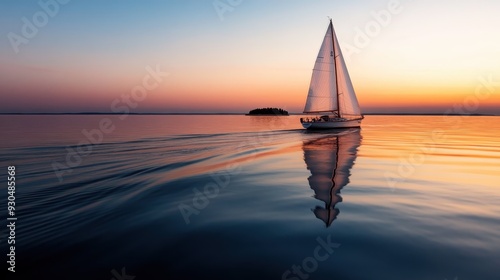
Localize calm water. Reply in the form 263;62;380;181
1;115;499;280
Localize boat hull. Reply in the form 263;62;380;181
301;119;362;129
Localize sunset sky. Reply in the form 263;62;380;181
1;0;499;114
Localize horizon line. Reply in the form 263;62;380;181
0;112;497;116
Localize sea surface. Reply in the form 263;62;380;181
1;115;499;280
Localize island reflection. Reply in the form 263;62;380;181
303;128;362;227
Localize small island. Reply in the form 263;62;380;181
246;107;289;116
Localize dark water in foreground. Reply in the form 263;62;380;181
1;115;499;280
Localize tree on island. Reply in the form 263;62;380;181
247;107;289;115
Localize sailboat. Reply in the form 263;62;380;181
301;19;363;129
303;129;361;226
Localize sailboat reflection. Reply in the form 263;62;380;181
303;128;361;227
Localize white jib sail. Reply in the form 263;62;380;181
332;27;361;117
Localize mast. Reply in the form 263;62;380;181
330;19;341;118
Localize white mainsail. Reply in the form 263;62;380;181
303;20;361;118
